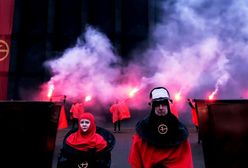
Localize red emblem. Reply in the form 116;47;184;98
0;40;9;62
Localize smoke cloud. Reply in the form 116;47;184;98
38;0;248;120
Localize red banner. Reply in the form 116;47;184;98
0;0;15;100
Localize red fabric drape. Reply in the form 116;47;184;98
191;108;199;127
129;134;194;168
109;100;131;123
58;105;68;129
0;0;15;100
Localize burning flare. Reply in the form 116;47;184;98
85;95;92;102
128;88;139;98
208;90;217;100
174;92;181;101
47;82;54;100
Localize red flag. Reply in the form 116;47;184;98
0;0;15;100
58;105;68;129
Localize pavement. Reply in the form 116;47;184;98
52;123;205;168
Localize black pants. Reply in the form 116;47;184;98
114;120;121;132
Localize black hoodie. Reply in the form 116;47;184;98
136;101;189;148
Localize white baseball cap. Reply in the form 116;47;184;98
150;87;170;101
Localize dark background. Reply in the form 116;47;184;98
8;0;169;100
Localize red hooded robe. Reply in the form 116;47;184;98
66;112;107;152
129;98;194;168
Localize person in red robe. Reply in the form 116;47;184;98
57;112;115;168
109;99;131;133
69;101;85;130
187;98;199;130
129;87;194;168
66;112;107;151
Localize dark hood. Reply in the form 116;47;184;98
136;110;189;148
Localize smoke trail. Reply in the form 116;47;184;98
43;26;124;103
133;0;248;101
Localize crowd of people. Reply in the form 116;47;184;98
57;86;195;168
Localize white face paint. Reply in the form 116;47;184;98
80;119;91;132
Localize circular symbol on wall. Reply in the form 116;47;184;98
0;40;9;62
158;124;168;134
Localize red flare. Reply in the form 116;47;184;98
208;94;214;100
174;92;181;101
208;90;217;100
128;88;139;98
85;95;92;102
47;82;54;100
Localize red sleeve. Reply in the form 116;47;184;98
180;140;194;168
128;135;143;168
129;135;194;168
161;140;194;168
